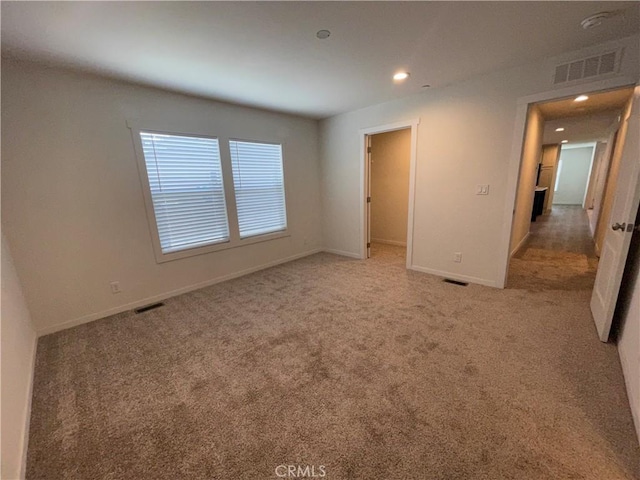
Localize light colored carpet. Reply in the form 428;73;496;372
27;207;639;479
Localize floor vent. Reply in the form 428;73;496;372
134;302;165;314
443;279;468;287
553;49;621;86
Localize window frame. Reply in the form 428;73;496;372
129;122;290;264
229;137;289;239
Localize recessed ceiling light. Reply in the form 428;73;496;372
393;72;410;81
561;140;569;144
555;127;565;132
574;95;589;102
316;30;331;40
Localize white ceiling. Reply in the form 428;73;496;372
543;112;620;144
540;86;633;144
2;1;639;119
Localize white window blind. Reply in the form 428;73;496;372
140;132;230;254
229;140;287;239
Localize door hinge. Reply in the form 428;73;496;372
367;146;372;154
367;242;371;248
367;196;371;203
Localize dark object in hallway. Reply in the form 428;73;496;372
531;187;547;221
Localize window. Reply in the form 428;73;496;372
230;140;287;238
132;125;289;263
139;132;229;254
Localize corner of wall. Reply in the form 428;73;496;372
18;334;38;479
1;234;38;480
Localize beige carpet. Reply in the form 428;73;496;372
27;207;639;479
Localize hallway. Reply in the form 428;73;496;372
508;205;599;290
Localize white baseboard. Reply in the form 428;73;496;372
37;248;322;336
19;334;38;479
408;264;498;288
322;248;362;259
371;238;407;247
510;232;530;257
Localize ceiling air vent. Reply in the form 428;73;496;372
553;49;622;85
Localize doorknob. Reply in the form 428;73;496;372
612;222;626;231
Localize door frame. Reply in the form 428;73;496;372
359;119;419;268
497;76;637;288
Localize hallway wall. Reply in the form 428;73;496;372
538;144;560;213
510;105;543;255
370;129;411;246
590;136;617;239
584;141;610;211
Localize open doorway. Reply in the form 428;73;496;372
366;128;411;260
504;83;638;342
553;142;597;209
359;119;419;268
509;87;634;261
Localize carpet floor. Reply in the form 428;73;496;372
26;206;639;479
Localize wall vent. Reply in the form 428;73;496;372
553;49;622;86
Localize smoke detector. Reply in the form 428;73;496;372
581;11;614;29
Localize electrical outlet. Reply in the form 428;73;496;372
476;184;490;195
110;281;121;294
453;252;462;263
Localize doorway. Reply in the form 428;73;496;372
503;83;638;342
366;128;411;260
553;143;597;208
508;87;634;260
359;119;419;268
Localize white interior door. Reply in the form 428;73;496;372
591;85;640;342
